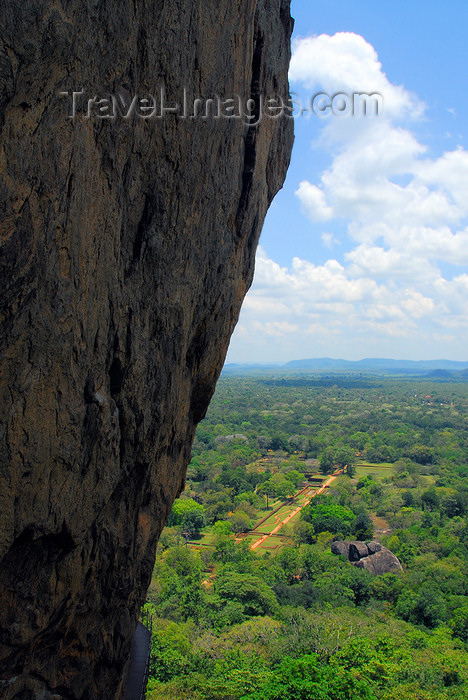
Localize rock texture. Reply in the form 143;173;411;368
354;547;402;575
366;540;382;555
348;541;369;562
330;541;352;558
0;1;293;697
331;540;402;575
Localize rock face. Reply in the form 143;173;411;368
331;540;402;575
0;1;293;697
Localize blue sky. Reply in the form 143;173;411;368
227;0;468;363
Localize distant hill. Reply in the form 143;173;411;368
223;363;283;374
423;368;468;381
426;369;454;379
223;358;468;377
283;357;468;373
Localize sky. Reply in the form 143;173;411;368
226;0;468;364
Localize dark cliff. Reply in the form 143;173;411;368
0;1;293;697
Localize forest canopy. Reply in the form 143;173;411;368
145;373;468;699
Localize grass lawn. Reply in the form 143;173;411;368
191;532;219;547
247;531;291;551
251;507;272;522
295;488;317;504
250;488;319;536
253;538;287;552
281;505;305;528
257;512;288;534
355;461;396;480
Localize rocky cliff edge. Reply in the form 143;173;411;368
0;1;294;696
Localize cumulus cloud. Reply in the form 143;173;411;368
229;247;468;361
296;181;333;221
292;33;468;270
227;33;468;363
289;32;424;120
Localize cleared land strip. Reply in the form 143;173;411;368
250;472;341;550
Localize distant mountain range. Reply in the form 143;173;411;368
283;358;468;371
223;357;468;377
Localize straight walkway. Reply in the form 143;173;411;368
122;622;152;700
251;472;341;550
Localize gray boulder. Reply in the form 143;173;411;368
348;541;370;561
354;547;402;574
331;539;401;575
331;541;351;557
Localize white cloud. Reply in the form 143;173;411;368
291;34;468;285
291;34;468;262
321;232;340;249
227;33;468;363
296;181;333;221
401;291;435;318
229;244;468;363
345;244;439;284
263;321;300;337
290;32;424;120
414;148;468;210
246;247;446;331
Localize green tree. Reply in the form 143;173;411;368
162;546;203;579
212;520;232;536
339;567;372;606
319;448;336;475
168;498;205;529
228;509;252;534
450;605;468;641
257;480;276;508
442;491;467;518
409;444;435;465
292;520;316;546
182;508;206;536
213;536;254;570
270;473;294;500
354;513;373;540
285;469;306;489
421;487;440;511
216;573;278;617
302;503;356;537
335;447;356;473
396;586;447;628
245;653;376;700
